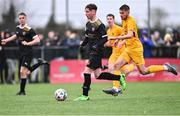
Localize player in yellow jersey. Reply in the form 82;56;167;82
102;14;135;96
93;4;177;92
100;4;177;88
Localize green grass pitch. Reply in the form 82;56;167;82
0;82;180;115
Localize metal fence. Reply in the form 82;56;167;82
0;45;179;84
3;45;180;60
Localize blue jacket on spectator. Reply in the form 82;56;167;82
140;30;154;58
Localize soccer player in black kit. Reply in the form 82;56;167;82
74;4;109;101
1;12;48;95
74;4;127;101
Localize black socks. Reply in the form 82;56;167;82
82;72;121;96
82;73;91;96
20;78;27;92
97;72;120;80
29;62;42;72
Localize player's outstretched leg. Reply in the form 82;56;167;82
29;58;49;73
146;63;178;75
97;72;127;90
37;58;49;65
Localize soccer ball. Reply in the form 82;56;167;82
54;88;67;101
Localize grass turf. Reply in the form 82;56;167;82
0;82;180;115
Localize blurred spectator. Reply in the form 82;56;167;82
0;31;4;83
45;31;59;46
60;30;72;46
0;31;8;84
57;30;71;46
60;30;81;59
175;29;180;58
173;29;180;46
164;27;174;46
151;31;164;46
151;31;164;57
140;29;154;58
163;28;176;57
37;34;45;46
31;34;45;83
3;30;17;84
0;45;5;84
44;31;59;83
65;30;81;47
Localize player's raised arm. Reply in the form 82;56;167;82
108;30;134;40
1;34;17;45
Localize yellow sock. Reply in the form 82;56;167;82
120;63;135;75
147;65;164;73
128;64;135;72
112;70;120;88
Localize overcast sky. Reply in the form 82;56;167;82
0;0;180;28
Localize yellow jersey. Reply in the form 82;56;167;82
122;16;143;49
107;24;124;57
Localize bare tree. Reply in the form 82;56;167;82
0;2;17;31
0;0;27;31
151;8;168;29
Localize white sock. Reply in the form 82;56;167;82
163;65;168;71
113;87;120;92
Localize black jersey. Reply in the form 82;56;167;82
83;19;107;55
15;24;37;55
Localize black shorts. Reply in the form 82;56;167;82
87;54;102;70
19;53;32;69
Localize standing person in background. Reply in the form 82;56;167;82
1;12;48;95
140;29;154;58
0;31;6;84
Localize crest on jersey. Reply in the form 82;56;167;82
22;31;26;35
92;27;95;32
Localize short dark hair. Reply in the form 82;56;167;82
18;12;27;17
106;14;115;19
119;4;130;11
85;3;97;11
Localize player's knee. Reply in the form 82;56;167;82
108;65;114;72
114;63;120;70
94;73;100;79
20;71;25;77
20;69;29;77
96;73;102;79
